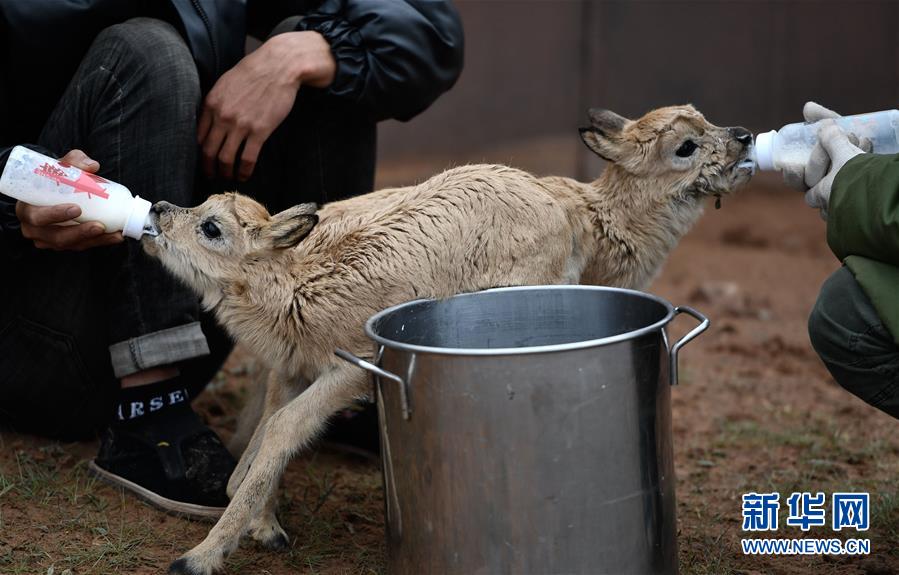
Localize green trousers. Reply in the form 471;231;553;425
809;266;899;419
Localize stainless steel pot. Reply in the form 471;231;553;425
336;285;708;575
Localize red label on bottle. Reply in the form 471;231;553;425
34;162;109;199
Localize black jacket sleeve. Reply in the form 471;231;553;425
296;0;464;122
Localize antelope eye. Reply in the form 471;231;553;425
201;220;221;239
675;140;698;158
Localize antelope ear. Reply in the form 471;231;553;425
588;108;628;133
579;108;629;162
264;203;318;249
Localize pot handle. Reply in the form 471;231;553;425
669;306;710;386
334;349;411;420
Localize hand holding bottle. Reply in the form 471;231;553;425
14;149;124;251
781;102;839;190
781;102;872;192
804;121;866;219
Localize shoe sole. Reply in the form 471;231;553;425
88;460;225;521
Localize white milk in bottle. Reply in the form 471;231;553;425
0;146;158;239
753;109;899;174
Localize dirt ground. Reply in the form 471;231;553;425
2;163;899;574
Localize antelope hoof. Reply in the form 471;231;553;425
249;520;290;552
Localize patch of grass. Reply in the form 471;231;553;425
679;528;741;575
0;472;15;499
281;458;385;574
0;442;166;574
59;461;106;512
57;515;157;573
714;413;897;468
225;552;262;573
0;541;22;574
11;449;60;503
677;405;899;574
1;382;391;575
4;507;159;574
869;491;899;558
707;413;895;512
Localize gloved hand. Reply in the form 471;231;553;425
782;102;873;192
804;120;865;219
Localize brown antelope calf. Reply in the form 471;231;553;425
148;105;753;574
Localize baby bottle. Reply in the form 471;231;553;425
753;109;899;173
0;146;157;239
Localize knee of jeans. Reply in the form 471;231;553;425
808;278;853;370
808;304;863;398
94;18;200;103
809;300;837;362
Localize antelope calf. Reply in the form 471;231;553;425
147;105;754;574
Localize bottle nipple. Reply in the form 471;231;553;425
123;196;154;239
753;130;778;171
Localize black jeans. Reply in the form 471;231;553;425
808;266;899;419
0;18;223;440
0;18;376;440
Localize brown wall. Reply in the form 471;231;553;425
378;0;899;179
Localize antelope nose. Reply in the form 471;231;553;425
730;127;753;147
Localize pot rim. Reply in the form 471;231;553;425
364;285;676;357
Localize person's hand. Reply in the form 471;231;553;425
198;31;336;182
16;149;124;251
782;102;872;191
804;120;866;219
781;102;839;190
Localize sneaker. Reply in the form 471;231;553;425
90;408;236;519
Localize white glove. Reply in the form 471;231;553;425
781;102;840;191
804;120;865;219
782;101;872;192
